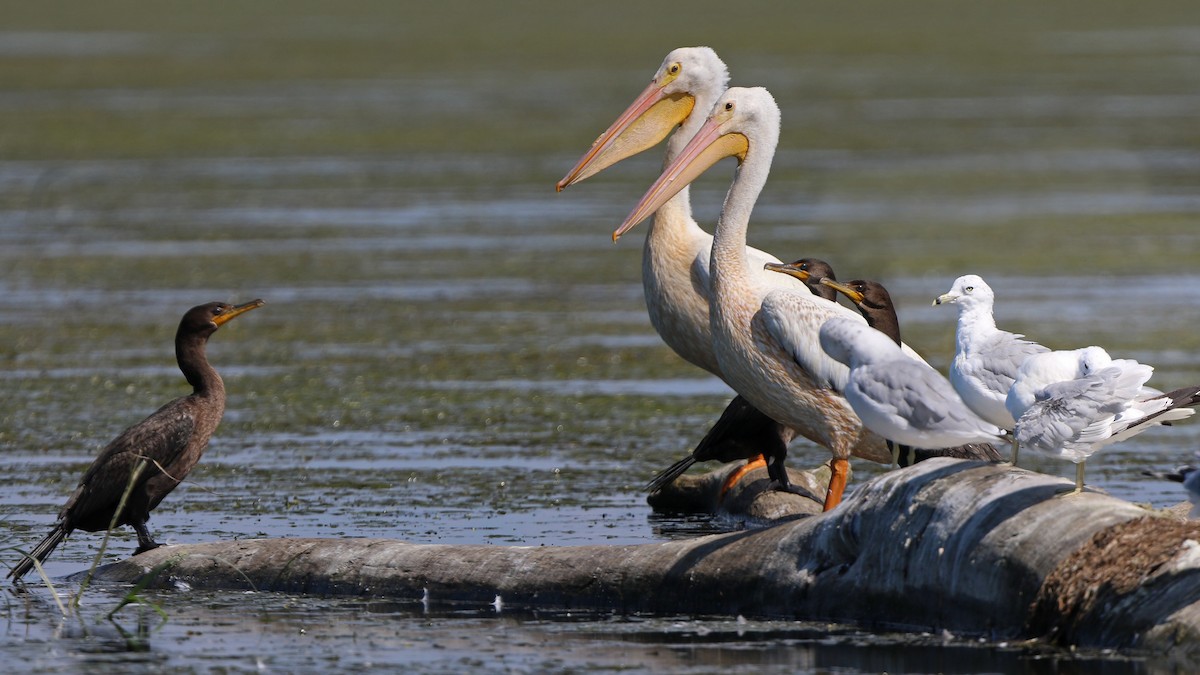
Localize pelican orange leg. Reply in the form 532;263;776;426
822;457;850;511
718;454;768;501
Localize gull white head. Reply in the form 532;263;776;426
1077;346;1115;376
934;274;995;310
556;47;729;191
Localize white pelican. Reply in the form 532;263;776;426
615;87;918;510
819;318;1008;450
934;274;1050;464
558;46;747;375
558;47;811;493
1007;347;1200;493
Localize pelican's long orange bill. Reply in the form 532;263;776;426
613;116;747;241
556;80;694;192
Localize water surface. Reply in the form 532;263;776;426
2;1;1199;672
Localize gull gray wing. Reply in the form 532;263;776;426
960;332;1050;394
1015;377;1118;456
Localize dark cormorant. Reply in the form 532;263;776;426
8;299;264;581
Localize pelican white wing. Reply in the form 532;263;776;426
759;291;862;391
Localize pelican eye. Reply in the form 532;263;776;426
724;102;734;111
668;63;680;75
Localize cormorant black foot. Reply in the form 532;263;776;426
770;480;809;496
766;459;807;495
133;541;162;555
132;521;161;554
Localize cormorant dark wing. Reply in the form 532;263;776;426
61;402;196;527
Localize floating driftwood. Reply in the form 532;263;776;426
83;459;1200;656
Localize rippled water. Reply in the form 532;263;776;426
2;2;1200;672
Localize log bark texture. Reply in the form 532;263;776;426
84;458;1200;656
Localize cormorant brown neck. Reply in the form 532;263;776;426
176;329;221;395
854;281;902;346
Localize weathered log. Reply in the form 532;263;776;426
83;458;1200;657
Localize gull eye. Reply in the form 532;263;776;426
964;286;974;293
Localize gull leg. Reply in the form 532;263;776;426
1057;462;1086;496
1010;436;1020;467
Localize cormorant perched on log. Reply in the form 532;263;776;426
8;299;264;581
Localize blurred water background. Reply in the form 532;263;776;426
1;1;1199;671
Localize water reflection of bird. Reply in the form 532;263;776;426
819;318;1008;450
616;87;922;510
646;259;839;495
1007;346;1200;494
807;274;1004;466
556;48;814;495
8;300;264;581
934;275;1050;465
